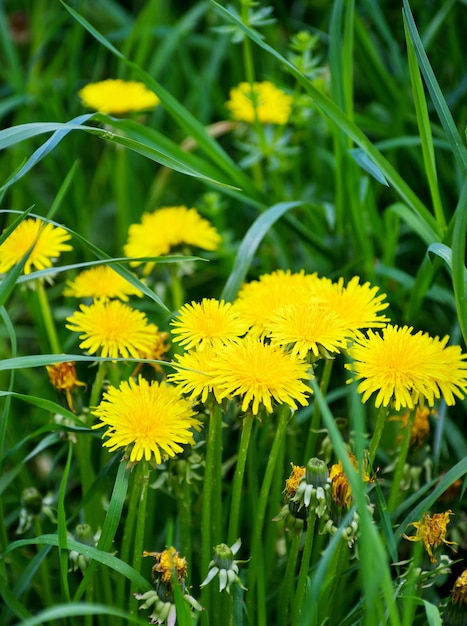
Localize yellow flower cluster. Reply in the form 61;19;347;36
168;270;391;416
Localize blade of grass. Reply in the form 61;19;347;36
451;180;467;345
221;201;302;301
402;0;467;175
403;11;446;233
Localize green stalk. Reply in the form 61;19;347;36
304;359;333;461
227;413;254;545
387;409;415;512
292;507;317;626
35;279;60;354
278;530;301;625
201;401;223;617
89;360;107;413
368;405;389;466
129;460;152;615
177;476;192;585
246;404;291;626
115;466;140;619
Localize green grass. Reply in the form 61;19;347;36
0;1;466;625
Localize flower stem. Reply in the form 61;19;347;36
278;530;301;625
387;409;415;512
292;508;317;626
368;405;389;466
129;460;152;615
35;279;60;354
227;413;254;545
116;465;140;615
89;360;107;413
246;405;291;625
304;359;333;460
201;401;223;615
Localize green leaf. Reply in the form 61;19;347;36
3;533;150;593
402;0;467;175
12;603;150;626
451;180;467;346
221;201;302;301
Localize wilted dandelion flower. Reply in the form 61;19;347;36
171;299;248;351
404;510;457;563
443;568;467;625
124;206;221;274
346;325;467;410
0;218;72;275
226;81;293;125
66;300;160;359
268;302;350;359
212;336;311;415
64;265;143;301
46;361;86;413
136;547;202;625
78;79;159;114
392;406;433;448
283;464;306;500
234;270;321;338
92;376;201;464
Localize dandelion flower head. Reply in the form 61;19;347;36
143;547;188;586
78;79;160;114
404;510;456;563
168;345;224;404
171;298;248;351
346;325;467;410
46;361;86;413
283;464;306;500
234;270;322;338
63;265;143;301
66;299;160;359
0;218;72;275
318;276;390;338
268;302;350;359
92;376;201;464
124;206;221;274
226;81;293;125
212;336;311;415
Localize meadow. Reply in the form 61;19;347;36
0;1;466;624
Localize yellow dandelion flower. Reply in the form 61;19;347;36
283;464;306;500
168;345;223;403
92;376;201;464
63;265;143;301
212;336;311;415
346;325;467;410
78;79;159;114
226;81;293;125
46;361;86;413
268;302;350;359
124;206;221;274
234;270;322;338
66;300;160;359
171;298;248;351
403;510;457;563
318;276;390;337
0;218;72;275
